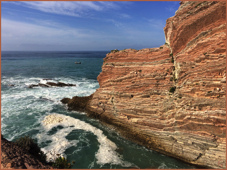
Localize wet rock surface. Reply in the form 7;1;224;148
1;135;52;169
61;95;93;112
28;81;76;88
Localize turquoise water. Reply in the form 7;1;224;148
1;51;196;169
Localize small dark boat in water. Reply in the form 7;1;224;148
75;62;81;64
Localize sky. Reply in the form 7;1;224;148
1;1;180;51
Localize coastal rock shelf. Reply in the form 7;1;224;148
62;1;226;168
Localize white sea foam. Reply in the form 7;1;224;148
158;162;168;169
37;126;79;161
1;76;98;140
1;76;98;116
39;113;131;166
2;76;98;102
39;79;47;84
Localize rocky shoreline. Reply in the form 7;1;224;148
61;96;207;169
61;1;226;169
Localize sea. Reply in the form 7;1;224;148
1;51;196;169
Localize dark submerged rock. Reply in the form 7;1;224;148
39;83;50;87
46;82;76;87
28;81;76;88
61;98;71;104
61;95;93;112
28;84;39;88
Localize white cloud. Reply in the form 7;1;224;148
107;19;125;28
5;1;122;17
25;17;65;28
148;19;166;29
98;1;120;10
1;18;95;50
1;17;165;51
165;1;180;12
118;13;131;19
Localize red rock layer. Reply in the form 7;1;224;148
77;1;226;168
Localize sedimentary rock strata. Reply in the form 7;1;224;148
63;1;226;168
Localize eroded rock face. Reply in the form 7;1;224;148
1;136;52;169
63;1;226;168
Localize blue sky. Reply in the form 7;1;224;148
2;1;180;51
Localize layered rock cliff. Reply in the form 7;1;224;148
63;1;226;168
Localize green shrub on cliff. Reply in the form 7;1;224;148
15;135;46;162
171;57;174;63
170;77;173;81
111;49;119;53
169;86;176;93
52;156;72;169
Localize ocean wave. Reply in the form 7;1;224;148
1;76;98;141
1;76;98;101
38;113;132;167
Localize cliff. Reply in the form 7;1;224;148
63;1;226;168
1;135;52;169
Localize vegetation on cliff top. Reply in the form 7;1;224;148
15;135;73;169
15;135;47;162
